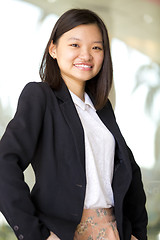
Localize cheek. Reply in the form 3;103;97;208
56;51;76;71
59;48;77;61
66;51;78;61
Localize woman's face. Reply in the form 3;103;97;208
50;24;104;88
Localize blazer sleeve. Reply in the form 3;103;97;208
106;100;148;239
124;147;148;240
0;82;50;240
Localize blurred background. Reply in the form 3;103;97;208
0;0;160;239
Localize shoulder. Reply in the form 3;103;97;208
16;82;54;113
103;99;116;120
18;81;54;104
20;81;51;97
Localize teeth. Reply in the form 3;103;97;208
75;64;92;68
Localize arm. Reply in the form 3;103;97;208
0;82;50;240
105;100;147;239
124;147;148;240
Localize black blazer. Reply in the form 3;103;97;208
0;82;147;240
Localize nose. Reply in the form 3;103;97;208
79;47;93;61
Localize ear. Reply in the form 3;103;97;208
49;40;57;59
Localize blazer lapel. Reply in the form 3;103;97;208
54;84;132;194
96;100;132;193
96;100;125;147
53;82;86;173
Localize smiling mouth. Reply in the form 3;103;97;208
74;64;93;70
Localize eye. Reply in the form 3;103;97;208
70;44;79;48
93;46;103;50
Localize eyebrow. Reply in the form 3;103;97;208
67;37;103;44
68;37;81;41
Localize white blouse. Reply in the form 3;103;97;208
69;90;115;209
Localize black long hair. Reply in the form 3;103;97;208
39;8;113;110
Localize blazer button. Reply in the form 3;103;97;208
14;225;19;231
71;213;78;217
76;184;83;188
18;235;24;240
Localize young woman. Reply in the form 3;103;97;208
0;9;147;240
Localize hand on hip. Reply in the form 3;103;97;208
131;235;138;240
46;231;61;240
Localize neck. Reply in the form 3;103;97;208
63;79;86;102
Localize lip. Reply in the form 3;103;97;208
73;63;93;71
